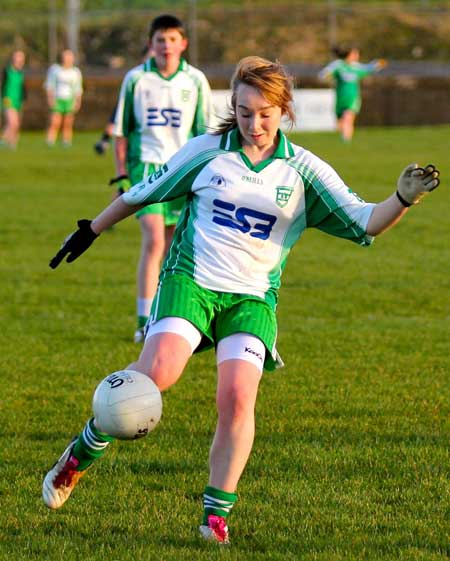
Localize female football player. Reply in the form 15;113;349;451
1;49;26;149
319;45;387;142
43;56;440;544
45;49;83;146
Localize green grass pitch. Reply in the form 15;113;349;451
1;126;449;561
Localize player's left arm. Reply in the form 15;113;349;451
73;69;83;112
357;59;387;78
366;163;441;236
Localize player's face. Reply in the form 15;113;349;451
235;83;282;151
62;50;74;67
151;29;188;68
12;51;25;69
347;48;360;62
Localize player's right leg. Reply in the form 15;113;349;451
135;211;165;342
2;108;20;148
46;111;62;145
42;418;114;509
43;321;198;509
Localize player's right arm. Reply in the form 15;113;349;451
111;67;139;191
44;64;57;106
49;135;220;268
317;60;338;81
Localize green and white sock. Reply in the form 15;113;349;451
202;486;237;524
137;298;152;329
71;417;115;471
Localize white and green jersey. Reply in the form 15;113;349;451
114;57;215;165
123;129;375;300
44;64;83;100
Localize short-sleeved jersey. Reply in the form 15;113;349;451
123;129;375;301
113;57;215;165
1;64;25;109
319;59;378;107
44;64;83;100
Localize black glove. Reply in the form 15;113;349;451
49;219;98;269
109;174;131;195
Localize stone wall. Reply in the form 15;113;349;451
22;73;450;131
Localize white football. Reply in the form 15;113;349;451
92;370;162;440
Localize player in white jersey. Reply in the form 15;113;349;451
45;49;83;146
112;14;215;343
45;56;441;544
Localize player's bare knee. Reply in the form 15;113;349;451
217;385;256;423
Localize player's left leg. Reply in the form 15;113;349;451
340;109;356;142
135;212;166;342
200;334;265;544
62;113;75;146
2;108;20;148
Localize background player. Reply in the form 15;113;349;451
94;46;153;157
1;49;26;149
45;49;83;146
111;14;215;342
43;56;441;544
318;45;387;142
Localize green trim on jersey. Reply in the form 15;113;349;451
162;194;199;279
220;128;295;172
288;160;371;246
141;147;225;204
188;68;208;138
147;57;186;81
121;69;145;162
268;208;307;289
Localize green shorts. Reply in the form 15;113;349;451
336;97;361;118
2;97;23;111
151;274;280;371
129;161;185;226
52;98;75;115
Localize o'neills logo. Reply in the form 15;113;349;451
242;175;263;185
275;186;293;208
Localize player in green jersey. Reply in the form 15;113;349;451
112;15;215;343
319;45;387;142
45;49;83;146
44;56;441;544
1;50;26;149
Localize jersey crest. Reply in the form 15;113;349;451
275;186;294;208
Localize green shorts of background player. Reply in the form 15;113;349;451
46;95;80;147
51;98;75;115
129;161;184;226
2;95;23;111
127;161;186;343
335;95;361;120
335;94;362;143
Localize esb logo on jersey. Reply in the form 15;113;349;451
212;198;277;240
147;107;182;127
